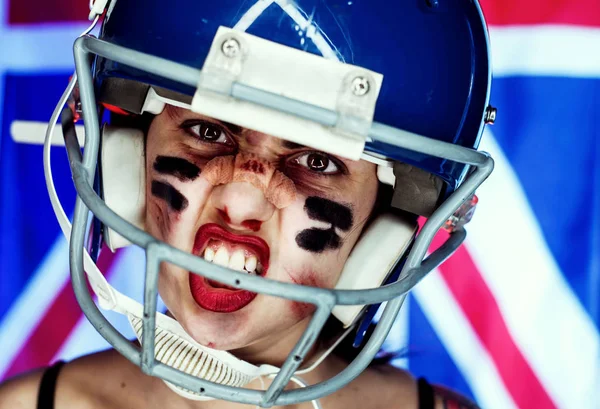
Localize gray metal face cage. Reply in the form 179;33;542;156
63;35;493;407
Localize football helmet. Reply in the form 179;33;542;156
42;0;494;406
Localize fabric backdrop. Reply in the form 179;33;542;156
0;1;598;408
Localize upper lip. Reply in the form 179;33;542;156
193;223;270;274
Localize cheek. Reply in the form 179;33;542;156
277;201;349;283
146;177;214;249
287;269;328;320
279;199;317;237
290;301;317;321
289;268;324;288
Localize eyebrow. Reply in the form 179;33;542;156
172;105;243;135
220;121;243;135
282;140;307;150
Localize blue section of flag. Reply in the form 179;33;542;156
491;76;600;328
407;295;477;403
0;73;76;319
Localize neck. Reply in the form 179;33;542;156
231;318;320;368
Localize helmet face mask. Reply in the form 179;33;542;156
47;0;494;406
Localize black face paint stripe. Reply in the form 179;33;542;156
295;228;342;253
304;196;353;231
151;181;189;212
153;156;200;181
295;197;354;254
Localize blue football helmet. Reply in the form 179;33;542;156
44;0;494;406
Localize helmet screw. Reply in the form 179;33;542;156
485;105;497;124
351;76;370;96
221;38;241;58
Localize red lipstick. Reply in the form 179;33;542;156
189;223;270;313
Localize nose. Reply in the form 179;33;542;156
211;182;275;231
209;153;278;231
202;152;296;231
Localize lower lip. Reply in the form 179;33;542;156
189;274;258;313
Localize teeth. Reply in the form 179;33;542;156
229;250;245;271
202;243;261;274
213;246;230;267
203;247;215;262
244;255;257;273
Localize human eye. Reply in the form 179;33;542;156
182;120;234;146
289;151;345;175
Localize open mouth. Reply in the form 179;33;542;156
189;223;270;312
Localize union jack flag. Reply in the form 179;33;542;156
0;1;598;408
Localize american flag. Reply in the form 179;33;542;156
0;1;598;408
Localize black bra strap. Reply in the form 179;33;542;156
36;361;65;409
417;377;435;409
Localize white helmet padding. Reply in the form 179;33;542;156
101;126;146;250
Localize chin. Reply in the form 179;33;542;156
175;295;261;350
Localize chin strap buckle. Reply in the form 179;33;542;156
444;194;478;233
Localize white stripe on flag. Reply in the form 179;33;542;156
386;297;410;370
489;25;600;78
465;130;600;409
412;271;519;409
0;236;70;379
0;0;6;30
0;23;91;72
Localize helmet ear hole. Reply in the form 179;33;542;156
101;125;147;251
391;163;445;217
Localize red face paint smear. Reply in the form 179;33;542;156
240;160;265;174
217;207;231;224
288;270;324;320
291;301;317;321
241;219;262;232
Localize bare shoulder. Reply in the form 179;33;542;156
364;364;419;408
54;348;154;409
431;383;481;409
320;357;480;409
0;349;149;409
322;358;418;409
0;368;45;409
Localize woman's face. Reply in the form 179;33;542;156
145;106;378;359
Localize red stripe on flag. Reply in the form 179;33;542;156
8;0;89;25
3;248;120;379
480;0;600;27
8;0;600;27
430;231;557;409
